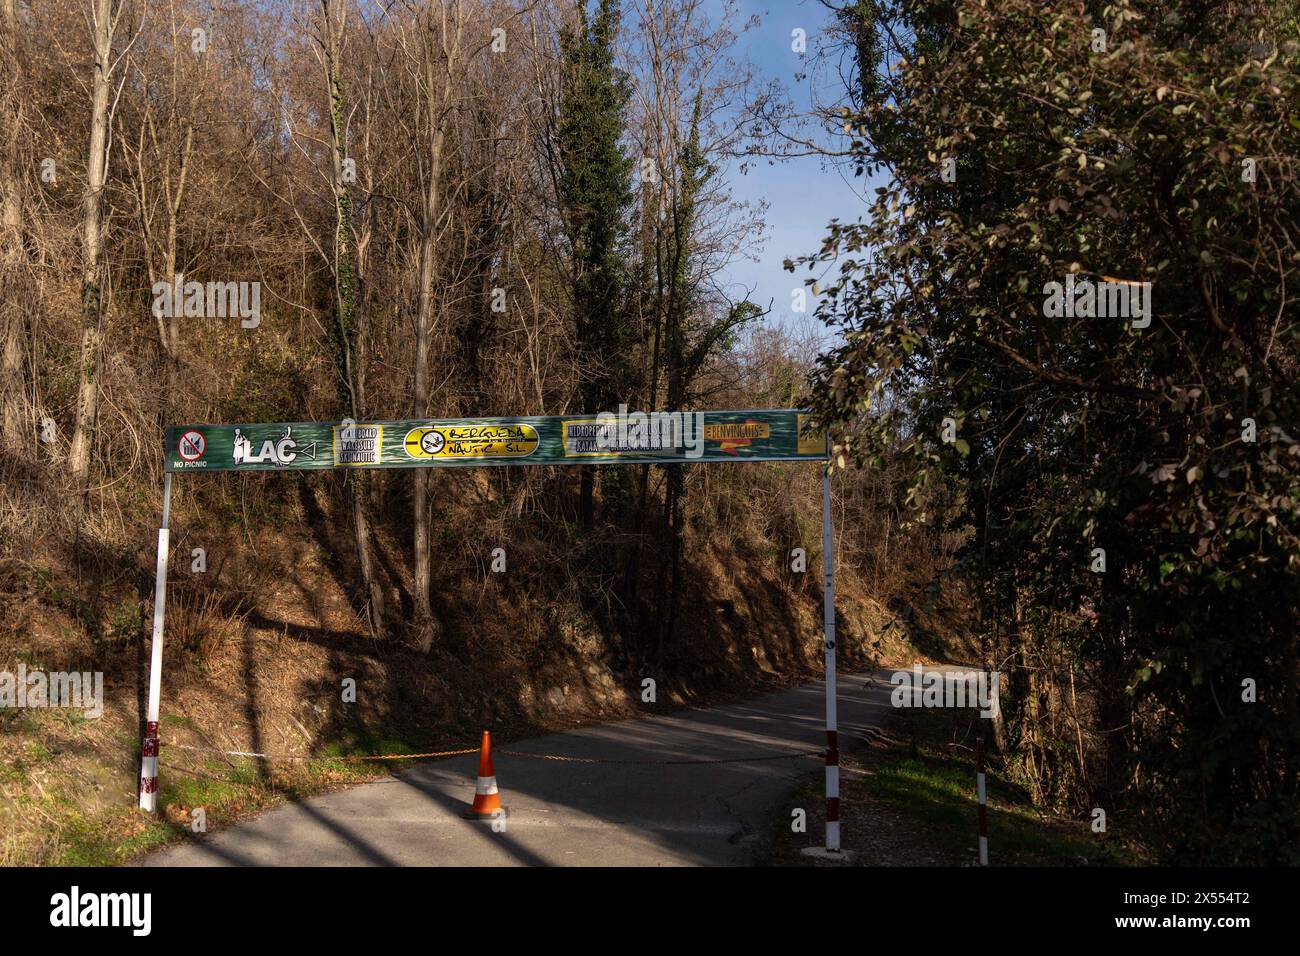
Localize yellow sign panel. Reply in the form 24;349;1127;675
796;414;827;456
404;424;539;460
703;422;771;441
703;420;770;455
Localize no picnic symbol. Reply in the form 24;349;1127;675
177;430;205;461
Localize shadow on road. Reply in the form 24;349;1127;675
143;673;894;867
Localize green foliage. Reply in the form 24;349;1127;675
804;0;1300;861
104;599;144;647
558;0;636;411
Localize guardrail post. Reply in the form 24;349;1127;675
822;465;840;852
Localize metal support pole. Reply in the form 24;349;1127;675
822;466;840;852
977;732;989;865
139;472;173;811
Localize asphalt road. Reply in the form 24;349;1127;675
143;671;892;866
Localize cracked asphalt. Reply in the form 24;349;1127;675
143;671;892;866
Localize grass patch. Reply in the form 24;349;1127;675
57;811;176;867
771;705;1142;866
12;719;463;867
872;750;1130;865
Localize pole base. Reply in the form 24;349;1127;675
800;846;853;862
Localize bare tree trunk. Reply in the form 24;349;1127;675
412;176;438;649
321;0;386;639
0;0;30;452
0;0;21;240
162;119;194;404
410;2;467;652
412;119;444;650
69;0;120;487
132;95;196;416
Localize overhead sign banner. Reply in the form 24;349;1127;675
164;409;826;472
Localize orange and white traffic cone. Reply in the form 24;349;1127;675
465;729;506;819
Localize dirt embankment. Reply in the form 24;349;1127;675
1;471;947;865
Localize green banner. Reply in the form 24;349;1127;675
164;409;826;472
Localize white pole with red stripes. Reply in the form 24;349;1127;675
139;472;173;812
822;465;840;852
976;732;989;865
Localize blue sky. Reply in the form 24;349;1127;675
717;0;879;335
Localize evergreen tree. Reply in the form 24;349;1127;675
557;0;635;528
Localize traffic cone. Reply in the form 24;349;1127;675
465;729;506;819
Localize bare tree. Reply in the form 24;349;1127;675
401;0;471;651
68;0;136;487
123;0;212;408
318;0;387;638
623;0;765;653
0;0;32;452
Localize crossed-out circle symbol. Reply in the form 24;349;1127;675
421;430;445;455
178;430;206;461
